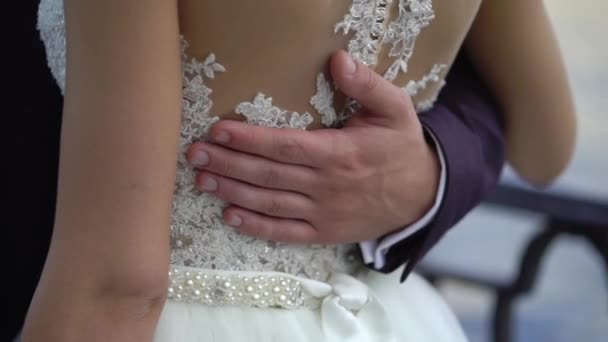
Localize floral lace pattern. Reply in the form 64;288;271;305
335;0;390;68
336;0;435;83
383;0;436;81
310;73;338;127
404;64;447;112
235;93;315;129
335;0;440;118
171;38;359;281
37;0;445;284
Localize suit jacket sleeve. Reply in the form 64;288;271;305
377;51;506;282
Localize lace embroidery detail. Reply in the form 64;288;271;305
235;93;314;130
336;0;440;114
383;0;435;81
37;0;66;93
171;38;358;281
416;92;443;112
180;37;223;140
335;0;390;67
403;64;446;113
403;63;446;96
310;73;338;127
184;53;226;79
336;0;435;81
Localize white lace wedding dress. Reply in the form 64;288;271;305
37;0;470;340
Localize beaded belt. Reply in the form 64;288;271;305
167;266;321;309
166;266;394;340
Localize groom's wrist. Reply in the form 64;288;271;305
358;128;447;269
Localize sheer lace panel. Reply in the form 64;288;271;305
337;0;435;82
335;0;390;68
235;94;315;130
404;64;447;112
310;73;338;127
37;0;447;282
335;0;442;119
171;38;359;281
383;0;435;81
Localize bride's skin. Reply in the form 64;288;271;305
467;0;576;183
23;0;575;341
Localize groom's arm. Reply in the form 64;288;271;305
372;51;506;281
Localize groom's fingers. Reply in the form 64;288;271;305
187;141;316;193
330;50;417;128
224;206;319;243
206;120;334;167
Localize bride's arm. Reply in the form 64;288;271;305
22;0;181;341
465;0;576;185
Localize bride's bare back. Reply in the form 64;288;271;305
179;0;482;129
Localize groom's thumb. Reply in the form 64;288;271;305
330;50;416;128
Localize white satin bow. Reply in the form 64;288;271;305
301;273;395;342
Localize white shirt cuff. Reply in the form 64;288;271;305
359;129;447;269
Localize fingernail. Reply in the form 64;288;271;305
191;150;209;167
214;131;230;144
343;53;357;76
226;215;242;227
201;176;217;192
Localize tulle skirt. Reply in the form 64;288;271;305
154;266;468;342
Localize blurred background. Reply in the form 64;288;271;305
420;1;608;341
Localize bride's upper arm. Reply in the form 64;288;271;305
465;0;576;186
50;0;181;297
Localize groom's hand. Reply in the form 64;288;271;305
186;51;440;244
